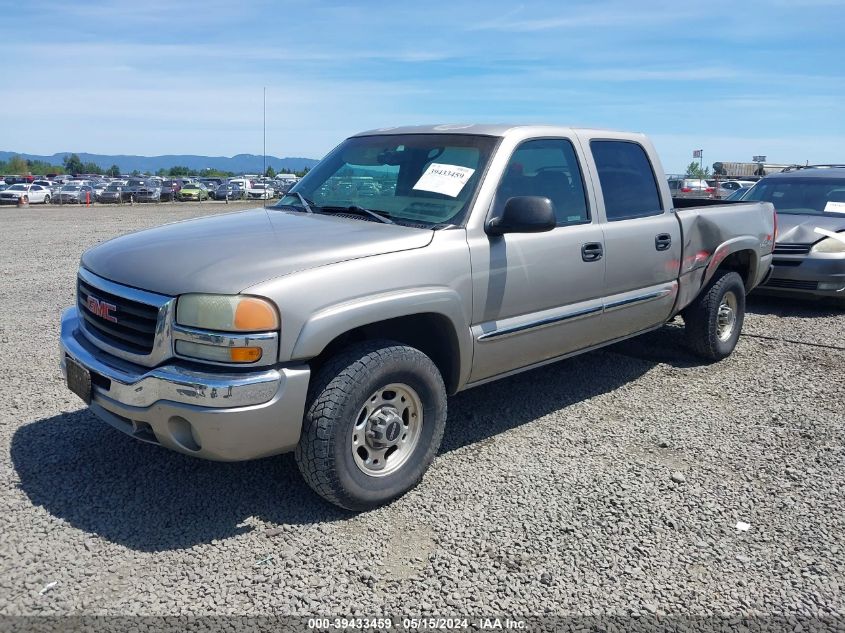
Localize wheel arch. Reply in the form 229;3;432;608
703;239;760;293
291;290;470;395
712;248;758;292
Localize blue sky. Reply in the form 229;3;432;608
1;0;843;172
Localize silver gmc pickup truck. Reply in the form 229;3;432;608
60;124;776;510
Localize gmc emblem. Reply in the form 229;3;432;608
86;296;118;323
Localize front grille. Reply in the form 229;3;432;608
763;278;819;290
773;243;811;255
77;277;160;354
772;259;803;267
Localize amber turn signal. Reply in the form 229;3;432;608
229;347;262;363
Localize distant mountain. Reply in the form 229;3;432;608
0;151;320;174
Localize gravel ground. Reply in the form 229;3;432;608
0;204;843;620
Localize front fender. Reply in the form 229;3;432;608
290;286;473;388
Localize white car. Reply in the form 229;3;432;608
719;179;756;191
0;183;52;204
247;183;275;200
33;179;63;195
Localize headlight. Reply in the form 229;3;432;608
176;294;279;332
811;236;845;254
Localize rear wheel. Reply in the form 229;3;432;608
683;271;746;361
43;195;51;204
296;340;447;511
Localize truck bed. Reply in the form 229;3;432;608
672;197;744;208
671;200;776;314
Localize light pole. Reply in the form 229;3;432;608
263;87;266;181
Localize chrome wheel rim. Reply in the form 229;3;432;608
717;291;738;341
351;383;423;477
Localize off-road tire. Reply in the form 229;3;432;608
295;340;447;511
683;271;746;361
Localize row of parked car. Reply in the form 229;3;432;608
0;175;299;205
667;177;757;200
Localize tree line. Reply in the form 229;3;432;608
1;153;310;178
685;161;711;178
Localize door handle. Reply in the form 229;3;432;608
581;242;603;262
655;233;672;251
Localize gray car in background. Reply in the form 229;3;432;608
56;184;96;204
135;181;162;203
98;183;124;203
214;183;244;200
746;167;845;299
120;178;147;202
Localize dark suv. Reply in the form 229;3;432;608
744;166;845;299
120;178;147;202
160;180;182;202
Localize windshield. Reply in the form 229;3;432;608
743;177;845;216
271;133;499;226
106;184;121;191
62;185;80;191
8;184;27;191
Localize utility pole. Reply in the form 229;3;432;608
263;86;266;180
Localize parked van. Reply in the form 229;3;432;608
228;178;252;191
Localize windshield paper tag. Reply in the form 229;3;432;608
824;201;845;214
413;163;476;198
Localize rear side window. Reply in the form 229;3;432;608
493;138;590;226
590;140;663;221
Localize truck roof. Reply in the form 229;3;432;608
352;123;641;139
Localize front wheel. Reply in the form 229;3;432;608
295;340;447;511
683;271;746;361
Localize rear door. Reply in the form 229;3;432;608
579;135;681;338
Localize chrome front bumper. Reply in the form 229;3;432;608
59;307;311;461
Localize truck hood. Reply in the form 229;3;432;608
81;208;434;296
776;213;845;244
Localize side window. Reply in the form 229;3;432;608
493;138;590;226
590;140;663;221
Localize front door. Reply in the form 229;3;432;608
468;137;607;383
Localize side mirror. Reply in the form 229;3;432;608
485;196;556;236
